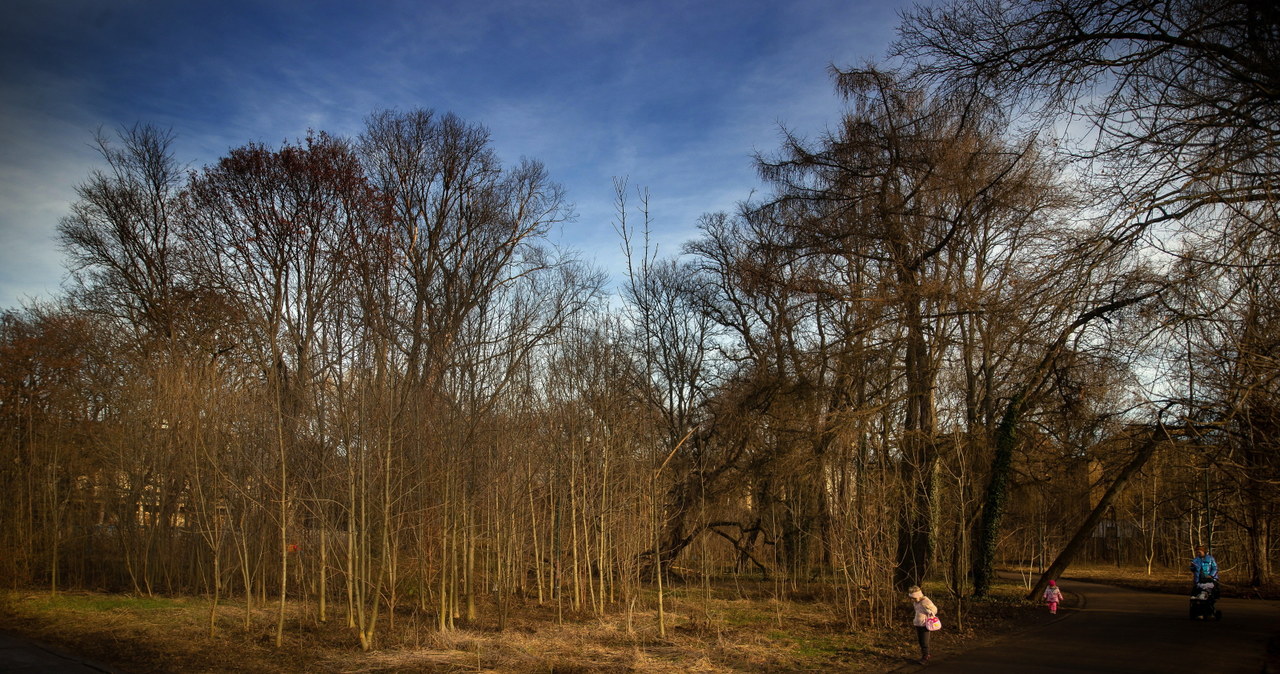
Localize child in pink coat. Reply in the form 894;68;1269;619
1043;579;1063;614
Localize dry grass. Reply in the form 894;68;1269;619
0;576;1049;673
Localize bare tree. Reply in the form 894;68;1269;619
185;131;374;646
749;67;1076;589
897;0;1280;247
59;124;186;342
897;0;1280;592
355;107;574;640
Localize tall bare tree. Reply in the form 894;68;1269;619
749;67;1077;588
185;131;375;646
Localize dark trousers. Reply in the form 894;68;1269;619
916;625;930;657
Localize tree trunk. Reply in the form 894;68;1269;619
1027;430;1162;600
972;396;1022;596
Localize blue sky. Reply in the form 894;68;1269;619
1;0;912;310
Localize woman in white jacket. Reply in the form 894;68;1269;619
908;585;938;664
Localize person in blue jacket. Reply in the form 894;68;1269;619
1190;545;1218;593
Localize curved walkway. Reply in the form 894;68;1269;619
0;632;119;673
915;578;1280;673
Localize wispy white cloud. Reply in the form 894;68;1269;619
0;105;100;309
0;0;914;309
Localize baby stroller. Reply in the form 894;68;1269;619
1189;576;1222;620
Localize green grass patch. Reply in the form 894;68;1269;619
35;593;188;613
763;629;858;654
794;633;859;657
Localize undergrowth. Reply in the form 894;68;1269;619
0;575;1050;672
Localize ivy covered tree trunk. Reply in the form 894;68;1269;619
971;396;1021;597
970;287;1164;597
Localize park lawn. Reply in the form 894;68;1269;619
0;575;1047;673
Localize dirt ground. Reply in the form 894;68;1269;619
0;576;1048;673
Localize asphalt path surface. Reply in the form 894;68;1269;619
0;631;119;673
904;577;1280;673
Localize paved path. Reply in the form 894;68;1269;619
912;578;1280;673
0;632;119;673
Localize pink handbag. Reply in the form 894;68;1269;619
925;616;941;631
